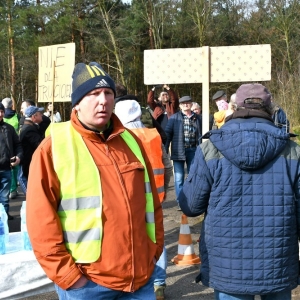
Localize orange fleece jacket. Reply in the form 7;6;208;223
26;111;164;292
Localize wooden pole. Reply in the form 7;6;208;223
201;46;210;135
51;61;56;123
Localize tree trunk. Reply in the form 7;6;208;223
7;0;15;107
98;1;125;85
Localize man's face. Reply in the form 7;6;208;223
179;101;193;114
32;112;43;124
159;92;169;104
0;109;4;121
21;102;28;116
74;88;115;131
192;107;201;114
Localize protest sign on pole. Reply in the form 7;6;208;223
144;44;271;133
38;43;75;104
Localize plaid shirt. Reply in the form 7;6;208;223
182;112;197;148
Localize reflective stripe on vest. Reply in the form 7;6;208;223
4;114;18;133
51;122;156;263
131;128;165;202
120;129;156;243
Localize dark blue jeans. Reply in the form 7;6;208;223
55;266;157;299
173;147;196;202
0;170;12;213
154;245;167;287
18;166;27;195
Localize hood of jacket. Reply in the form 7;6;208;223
4;108;16;118
206;110;290;170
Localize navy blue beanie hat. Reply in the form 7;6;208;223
71;62;116;107
0;103;5;112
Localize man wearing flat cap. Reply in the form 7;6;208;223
212;90;227;102
19;106;44;194
164;95;202;210
26;62;164;299
179;83;300;299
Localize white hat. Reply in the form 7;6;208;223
114;100;141;125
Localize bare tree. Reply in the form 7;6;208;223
97;0;125;84
6;0;15;106
187;0;212;47
268;0;300;72
139;0;171;49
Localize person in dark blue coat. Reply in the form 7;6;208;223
19;106;44;195
164;96;202;210
178;83;300;300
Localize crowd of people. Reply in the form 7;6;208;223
0;60;297;300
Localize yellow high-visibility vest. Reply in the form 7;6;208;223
51;121;156;263
4;114;18;133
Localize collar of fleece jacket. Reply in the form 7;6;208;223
225;108;273;123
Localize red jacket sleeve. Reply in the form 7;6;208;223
166;88;179;117
147;89;158;110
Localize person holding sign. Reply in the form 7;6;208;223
147;84;179;130
26;62;164;300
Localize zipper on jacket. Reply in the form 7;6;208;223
77;263;85;275
130;279;134;293
105;144;109;156
106;139;136;290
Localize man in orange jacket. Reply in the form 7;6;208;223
26;62;164;300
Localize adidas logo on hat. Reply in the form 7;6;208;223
95;79;109;88
71;62;116;107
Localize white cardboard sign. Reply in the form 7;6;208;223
38;43;75;103
144;44;271;84
144;44;271;134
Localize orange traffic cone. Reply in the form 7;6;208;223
171;214;201;265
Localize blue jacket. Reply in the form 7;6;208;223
273;106;290;133
165;112;202;160
179;113;300;294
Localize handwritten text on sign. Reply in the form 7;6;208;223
38;43;75;103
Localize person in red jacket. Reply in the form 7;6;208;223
147;84;179;130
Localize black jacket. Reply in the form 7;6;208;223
0;120;23;170
19;115;50;138
19;120;43;178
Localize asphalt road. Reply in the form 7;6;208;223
7;182;300;299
